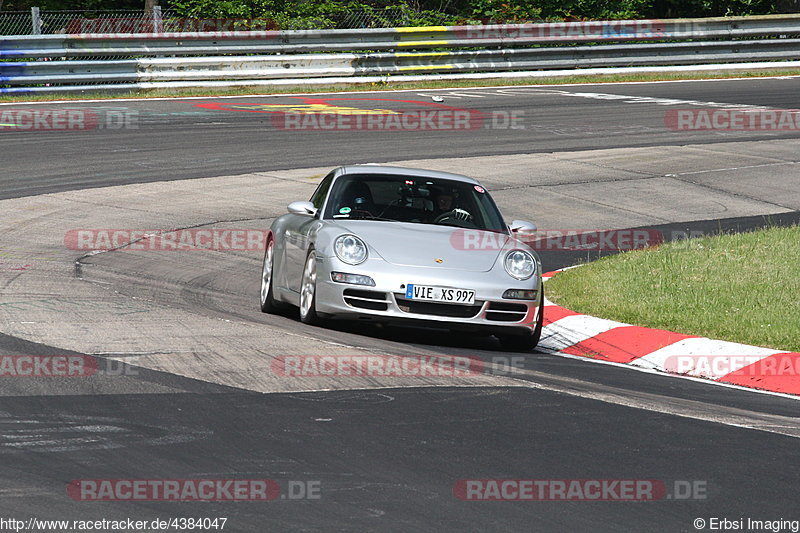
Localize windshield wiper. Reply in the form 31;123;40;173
432;221;481;229
354;215;397;222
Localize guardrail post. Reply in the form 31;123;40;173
152;5;163;34
5;14;800;94
31;6;42;35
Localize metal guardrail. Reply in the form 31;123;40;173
3;15;800;58
8;39;800;85
2;14;800;94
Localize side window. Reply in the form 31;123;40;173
310;172;334;210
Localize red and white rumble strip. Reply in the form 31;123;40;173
540;270;800;396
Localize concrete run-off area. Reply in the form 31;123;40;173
0;138;798;396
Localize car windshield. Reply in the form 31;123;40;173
322;174;507;232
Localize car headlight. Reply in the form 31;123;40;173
504;249;536;280
334;234;368;265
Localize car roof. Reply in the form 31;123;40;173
337;165;480;185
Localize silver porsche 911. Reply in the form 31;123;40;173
259;165;544;351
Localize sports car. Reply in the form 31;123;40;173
259;165;544;351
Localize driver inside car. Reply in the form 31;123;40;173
432;190;472;221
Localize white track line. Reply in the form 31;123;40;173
2;73;799;106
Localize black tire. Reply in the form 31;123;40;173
259;238;280;313
299;248;322;325
497;288;544;352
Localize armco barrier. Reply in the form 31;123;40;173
2;14;800;94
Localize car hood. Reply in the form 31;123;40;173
334;221;510;272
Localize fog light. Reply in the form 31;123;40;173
503;289;537;300
331;272;375;286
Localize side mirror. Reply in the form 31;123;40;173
288;201;317;216
509;220;537;233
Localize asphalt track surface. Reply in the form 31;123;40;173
3;76;800;200
1;78;799;532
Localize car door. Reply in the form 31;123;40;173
284;172;334;293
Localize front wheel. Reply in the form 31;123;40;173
497;289;544;352
260;238;280;313
299;249;322;325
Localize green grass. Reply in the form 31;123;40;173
2;68;800;103
546;225;800;352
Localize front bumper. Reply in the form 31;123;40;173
314;255;542;335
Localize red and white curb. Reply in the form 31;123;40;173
540;270;800;397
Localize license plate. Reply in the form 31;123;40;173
405;284;475;304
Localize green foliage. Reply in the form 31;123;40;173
2;0;142;9
267;11;336;29
467;0;542;21
464;0;653;21
565;0;652;19
1;0;781;21
167;0;768;27
721;0;776;16
168;0;255;17
650;0;777;17
166;0;460;29
373;4;456;26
